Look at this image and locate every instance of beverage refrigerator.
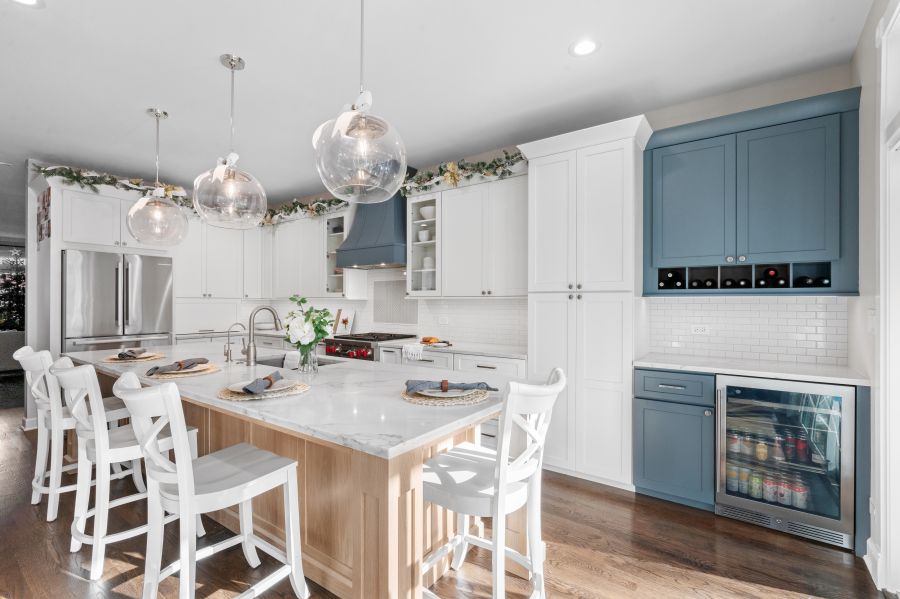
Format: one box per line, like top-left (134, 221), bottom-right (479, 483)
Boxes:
top-left (715, 375), bottom-right (856, 549)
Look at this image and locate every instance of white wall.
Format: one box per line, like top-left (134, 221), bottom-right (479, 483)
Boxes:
top-left (647, 296), bottom-right (849, 365)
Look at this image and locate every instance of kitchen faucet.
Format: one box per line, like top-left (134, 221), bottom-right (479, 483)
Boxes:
top-left (224, 322), bottom-right (246, 363)
top-left (244, 306), bottom-right (283, 366)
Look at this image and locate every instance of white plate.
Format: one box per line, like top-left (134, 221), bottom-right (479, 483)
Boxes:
top-left (417, 388), bottom-right (478, 398)
top-left (228, 378), bottom-right (295, 394)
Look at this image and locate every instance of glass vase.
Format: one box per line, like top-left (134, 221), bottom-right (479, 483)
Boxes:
top-left (298, 346), bottom-right (319, 376)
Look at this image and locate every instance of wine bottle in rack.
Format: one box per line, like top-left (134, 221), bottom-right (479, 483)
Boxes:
top-left (722, 278), bottom-right (735, 288)
top-left (738, 279), bottom-right (750, 288)
top-left (690, 279), bottom-right (701, 288)
top-left (704, 278), bottom-right (716, 288)
top-left (815, 276), bottom-right (831, 287)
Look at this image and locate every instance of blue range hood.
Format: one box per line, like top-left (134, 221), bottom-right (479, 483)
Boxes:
top-left (335, 169), bottom-right (415, 269)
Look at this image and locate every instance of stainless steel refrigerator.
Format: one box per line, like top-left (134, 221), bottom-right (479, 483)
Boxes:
top-left (62, 250), bottom-right (173, 352)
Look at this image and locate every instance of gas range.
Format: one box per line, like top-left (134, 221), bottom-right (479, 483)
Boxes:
top-left (323, 332), bottom-right (417, 361)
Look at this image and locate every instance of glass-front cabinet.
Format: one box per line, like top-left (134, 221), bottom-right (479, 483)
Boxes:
top-left (716, 375), bottom-right (855, 549)
top-left (325, 214), bottom-right (346, 296)
top-left (406, 193), bottom-right (441, 296)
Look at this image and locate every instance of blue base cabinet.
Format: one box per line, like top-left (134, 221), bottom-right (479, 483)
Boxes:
top-left (633, 369), bottom-right (716, 510)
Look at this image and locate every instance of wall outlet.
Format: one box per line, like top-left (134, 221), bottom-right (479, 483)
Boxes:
top-left (438, 315), bottom-right (449, 325)
top-left (691, 325), bottom-right (711, 335)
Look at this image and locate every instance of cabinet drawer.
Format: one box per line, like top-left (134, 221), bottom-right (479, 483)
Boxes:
top-left (454, 353), bottom-right (526, 377)
top-left (255, 336), bottom-right (283, 349)
top-left (402, 350), bottom-right (453, 369)
top-left (634, 369), bottom-right (715, 406)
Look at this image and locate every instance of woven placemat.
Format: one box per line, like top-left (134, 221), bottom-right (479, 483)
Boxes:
top-left (148, 364), bottom-right (221, 379)
top-left (401, 389), bottom-right (489, 407)
top-left (102, 353), bottom-right (165, 363)
top-left (216, 382), bottom-right (310, 401)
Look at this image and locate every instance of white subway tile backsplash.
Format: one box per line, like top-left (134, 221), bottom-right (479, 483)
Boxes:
top-left (647, 296), bottom-right (848, 366)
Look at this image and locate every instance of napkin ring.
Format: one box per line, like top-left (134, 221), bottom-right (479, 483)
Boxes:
top-left (440, 379), bottom-right (449, 392)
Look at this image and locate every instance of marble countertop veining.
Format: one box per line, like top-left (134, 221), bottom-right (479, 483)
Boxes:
top-left (634, 352), bottom-right (870, 386)
top-left (65, 343), bottom-right (506, 460)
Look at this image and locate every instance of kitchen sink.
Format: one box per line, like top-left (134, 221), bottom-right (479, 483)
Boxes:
top-left (253, 354), bottom-right (342, 369)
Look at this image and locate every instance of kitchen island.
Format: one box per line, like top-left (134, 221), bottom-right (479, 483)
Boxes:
top-left (67, 343), bottom-right (521, 599)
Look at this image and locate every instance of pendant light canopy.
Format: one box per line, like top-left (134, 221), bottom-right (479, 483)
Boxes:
top-left (126, 109), bottom-right (188, 246)
top-left (193, 54), bottom-right (267, 229)
top-left (312, 0), bottom-right (406, 204)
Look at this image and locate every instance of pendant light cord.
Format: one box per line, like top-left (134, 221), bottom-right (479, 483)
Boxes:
top-left (229, 66), bottom-right (236, 153)
top-left (359, 0), bottom-right (365, 93)
top-left (154, 114), bottom-right (160, 187)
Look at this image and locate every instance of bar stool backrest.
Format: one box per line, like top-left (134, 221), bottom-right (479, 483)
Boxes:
top-left (13, 346), bottom-right (57, 417)
top-left (113, 372), bottom-right (195, 496)
top-left (50, 359), bottom-right (110, 453)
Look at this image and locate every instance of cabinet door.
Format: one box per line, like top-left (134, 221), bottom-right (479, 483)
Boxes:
top-left (652, 135), bottom-right (736, 267)
top-left (528, 293), bottom-right (575, 469)
top-left (453, 353), bottom-right (526, 377)
top-left (633, 398), bottom-right (715, 507)
top-left (61, 189), bottom-right (122, 246)
top-left (528, 152), bottom-right (576, 292)
top-left (485, 176), bottom-right (527, 296)
top-left (577, 140), bottom-right (634, 291)
top-left (172, 218), bottom-right (204, 298)
top-left (574, 293), bottom-right (633, 484)
top-left (736, 114), bottom-right (841, 263)
top-left (273, 220), bottom-right (302, 299)
top-left (173, 300), bottom-right (238, 334)
top-left (379, 347), bottom-right (401, 364)
top-left (297, 218), bottom-right (325, 297)
top-left (442, 185), bottom-right (488, 296)
top-left (242, 227), bottom-right (264, 299)
top-left (204, 225), bottom-right (243, 298)
top-left (401, 351), bottom-right (454, 370)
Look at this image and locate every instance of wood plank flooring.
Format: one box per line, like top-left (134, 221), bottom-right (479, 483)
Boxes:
top-left (0, 407), bottom-right (880, 598)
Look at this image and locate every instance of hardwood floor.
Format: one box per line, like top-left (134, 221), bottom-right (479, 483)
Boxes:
top-left (0, 407), bottom-right (880, 599)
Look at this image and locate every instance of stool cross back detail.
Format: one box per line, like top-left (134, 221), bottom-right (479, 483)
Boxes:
top-left (12, 346), bottom-right (132, 522)
top-left (422, 367), bottom-right (566, 599)
top-left (114, 371), bottom-right (309, 599)
top-left (50, 358), bottom-right (204, 581)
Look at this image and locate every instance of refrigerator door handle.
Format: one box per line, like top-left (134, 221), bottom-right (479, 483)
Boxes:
top-left (114, 264), bottom-right (120, 326)
top-left (68, 335), bottom-right (170, 346)
top-left (124, 261), bottom-right (130, 326)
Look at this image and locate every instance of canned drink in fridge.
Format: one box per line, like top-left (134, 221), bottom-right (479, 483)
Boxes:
top-left (777, 475), bottom-right (793, 506)
top-left (738, 467), bottom-right (751, 494)
top-left (755, 437), bottom-right (769, 462)
top-left (727, 430), bottom-right (741, 455)
top-left (741, 434), bottom-right (755, 457)
top-left (795, 434), bottom-right (809, 463)
top-left (763, 471), bottom-right (779, 502)
top-left (792, 476), bottom-right (810, 510)
top-left (749, 470), bottom-right (764, 499)
top-left (726, 462), bottom-right (739, 492)
top-left (772, 435), bottom-right (785, 462)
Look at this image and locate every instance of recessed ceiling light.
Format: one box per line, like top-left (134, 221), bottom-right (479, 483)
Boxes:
top-left (569, 38), bottom-right (597, 57)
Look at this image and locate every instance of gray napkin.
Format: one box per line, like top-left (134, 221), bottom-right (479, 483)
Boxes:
top-left (243, 371), bottom-right (283, 394)
top-left (118, 348), bottom-right (147, 360)
top-left (146, 358), bottom-right (208, 376)
top-left (405, 380), bottom-right (498, 394)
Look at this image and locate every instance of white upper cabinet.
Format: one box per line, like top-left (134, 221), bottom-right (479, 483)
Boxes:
top-left (442, 185), bottom-right (488, 297)
top-left (204, 225), bottom-right (243, 299)
top-left (527, 153), bottom-right (577, 293)
top-left (242, 227), bottom-right (265, 299)
top-left (440, 175), bottom-right (528, 297)
top-left (272, 219), bottom-right (302, 299)
top-left (61, 189), bottom-right (127, 247)
top-left (297, 217), bottom-right (325, 298)
top-left (172, 218), bottom-right (204, 298)
top-left (407, 194), bottom-right (442, 297)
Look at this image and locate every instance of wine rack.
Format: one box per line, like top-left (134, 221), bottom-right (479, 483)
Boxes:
top-left (656, 262), bottom-right (833, 293)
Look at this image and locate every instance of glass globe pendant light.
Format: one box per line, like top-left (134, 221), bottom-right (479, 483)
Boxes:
top-left (193, 54), bottom-right (267, 228)
top-left (312, 0), bottom-right (406, 204)
top-left (126, 109), bottom-right (188, 246)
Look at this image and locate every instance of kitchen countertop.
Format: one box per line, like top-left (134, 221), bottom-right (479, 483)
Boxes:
top-left (66, 343), bottom-right (506, 460)
top-left (634, 352), bottom-right (870, 386)
top-left (379, 340), bottom-right (527, 360)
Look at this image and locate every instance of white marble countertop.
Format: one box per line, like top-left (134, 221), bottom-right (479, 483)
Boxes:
top-left (66, 343), bottom-right (507, 460)
top-left (378, 340), bottom-right (527, 360)
top-left (634, 352), bottom-right (870, 386)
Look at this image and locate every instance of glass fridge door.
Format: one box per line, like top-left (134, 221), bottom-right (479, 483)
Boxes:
top-left (717, 376), bottom-right (855, 536)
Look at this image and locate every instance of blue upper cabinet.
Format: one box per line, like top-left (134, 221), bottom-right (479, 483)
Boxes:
top-left (652, 135), bottom-right (736, 267)
top-left (736, 115), bottom-right (841, 264)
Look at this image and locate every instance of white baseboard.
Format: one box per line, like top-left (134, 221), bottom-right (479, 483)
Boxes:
top-left (864, 538), bottom-right (882, 589)
top-left (20, 416), bottom-right (36, 431)
top-left (542, 464), bottom-right (635, 493)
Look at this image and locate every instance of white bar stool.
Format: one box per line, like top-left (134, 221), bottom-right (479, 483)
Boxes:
top-left (421, 368), bottom-right (566, 599)
top-left (113, 371), bottom-right (310, 599)
top-left (50, 358), bottom-right (205, 581)
top-left (13, 346), bottom-right (135, 521)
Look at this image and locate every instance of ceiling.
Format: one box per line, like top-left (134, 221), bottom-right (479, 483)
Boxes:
top-left (0, 0), bottom-right (873, 226)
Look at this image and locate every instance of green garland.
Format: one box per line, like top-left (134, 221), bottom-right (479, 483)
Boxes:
top-left (264, 197), bottom-right (348, 223)
top-left (401, 149), bottom-right (526, 195)
top-left (33, 165), bottom-right (193, 208)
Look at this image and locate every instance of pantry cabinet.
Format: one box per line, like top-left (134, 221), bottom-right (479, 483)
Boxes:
top-left (440, 175), bottom-right (527, 297)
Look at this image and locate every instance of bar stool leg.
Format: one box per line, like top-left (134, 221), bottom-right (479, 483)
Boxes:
top-left (239, 500), bottom-right (261, 568)
top-left (70, 440), bottom-right (91, 553)
top-left (131, 459), bottom-right (147, 493)
top-left (527, 477), bottom-right (546, 598)
top-left (46, 425), bottom-right (64, 522)
top-left (283, 472), bottom-right (309, 599)
top-left (451, 513), bottom-right (470, 571)
top-left (178, 505), bottom-right (197, 599)
top-left (492, 513), bottom-right (506, 599)
top-left (31, 409), bottom-right (49, 505)
top-left (187, 433), bottom-right (206, 538)
top-left (142, 479), bottom-right (164, 599)
top-left (89, 462), bottom-right (111, 580)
